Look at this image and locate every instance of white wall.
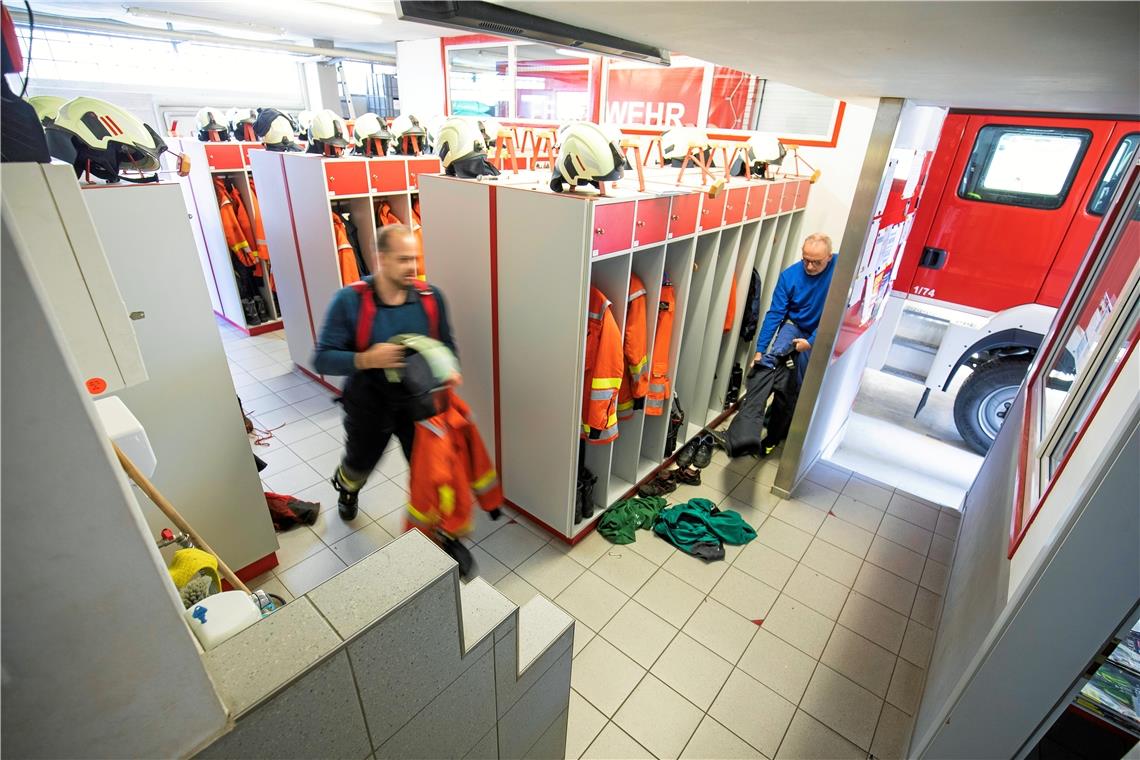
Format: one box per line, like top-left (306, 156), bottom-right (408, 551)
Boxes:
top-left (1, 212), bottom-right (226, 758)
top-left (396, 37), bottom-right (446, 116)
top-left (794, 96), bottom-right (881, 246)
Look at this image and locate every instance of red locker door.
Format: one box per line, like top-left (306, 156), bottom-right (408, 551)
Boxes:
top-left (724, 187), bottom-right (748, 224)
top-left (668, 193), bottom-right (700, 239)
top-left (908, 113), bottom-right (1114, 312)
top-left (324, 160), bottom-right (369, 196)
top-left (764, 183), bottom-right (784, 215)
top-left (205, 144), bottom-right (244, 171)
top-left (699, 191), bottom-right (726, 230)
top-left (780, 180), bottom-right (798, 213)
top-left (745, 184), bottom-right (767, 220)
top-left (591, 202), bottom-right (635, 257)
top-left (407, 157), bottom-right (442, 189)
top-left (369, 158), bottom-right (407, 193)
top-left (794, 180), bottom-right (811, 209)
top-left (633, 197), bottom-right (670, 247)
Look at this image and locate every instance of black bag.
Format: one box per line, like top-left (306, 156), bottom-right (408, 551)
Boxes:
top-left (724, 364), bottom-right (743, 409)
top-left (722, 356), bottom-right (800, 457)
top-left (664, 393), bottom-right (686, 458)
top-left (740, 271), bottom-right (763, 343)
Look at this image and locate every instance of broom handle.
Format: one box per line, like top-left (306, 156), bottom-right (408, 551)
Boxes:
top-left (112, 442), bottom-right (251, 595)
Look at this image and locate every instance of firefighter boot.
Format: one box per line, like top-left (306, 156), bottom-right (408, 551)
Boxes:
top-left (253, 295), bottom-right (270, 322)
top-left (331, 466), bottom-right (364, 521)
top-left (241, 298), bottom-right (262, 326)
top-left (438, 533), bottom-right (475, 579)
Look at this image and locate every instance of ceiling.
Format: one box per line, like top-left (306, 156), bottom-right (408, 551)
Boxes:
top-left (500, 1), bottom-right (1140, 114)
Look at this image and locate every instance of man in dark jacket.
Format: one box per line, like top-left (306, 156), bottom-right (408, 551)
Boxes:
top-left (314, 224), bottom-right (458, 520)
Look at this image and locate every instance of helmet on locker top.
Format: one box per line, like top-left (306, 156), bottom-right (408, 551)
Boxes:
top-left (391, 112), bottom-right (427, 154)
top-left (549, 122), bottom-right (624, 193)
top-left (435, 117), bottom-right (500, 179)
top-left (730, 134), bottom-right (786, 177)
top-left (382, 334), bottom-right (460, 420)
top-left (196, 106), bottom-right (231, 141)
top-left (27, 95), bottom-right (67, 125)
top-left (662, 127), bottom-right (710, 165)
top-left (425, 114), bottom-right (447, 149)
top-left (297, 109), bottom-right (314, 133)
top-left (476, 117), bottom-right (503, 149)
top-left (306, 108), bottom-right (350, 155)
top-left (46, 97), bottom-right (168, 183)
top-left (228, 107), bottom-right (258, 140)
top-left (254, 108), bottom-right (299, 152)
top-left (352, 112), bottom-right (394, 156)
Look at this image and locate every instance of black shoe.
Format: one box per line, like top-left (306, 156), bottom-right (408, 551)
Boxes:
top-left (676, 439), bottom-right (697, 469)
top-left (674, 466), bottom-right (701, 486)
top-left (330, 473), bottom-right (360, 521)
top-left (694, 433), bottom-right (714, 469)
top-left (241, 298), bottom-right (262, 326)
top-left (253, 295), bottom-right (270, 321)
top-left (638, 476), bottom-right (677, 498)
top-left (439, 534), bottom-right (475, 578)
top-left (709, 429), bottom-right (727, 451)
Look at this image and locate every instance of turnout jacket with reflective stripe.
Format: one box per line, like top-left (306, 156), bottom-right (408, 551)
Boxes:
top-left (214, 178), bottom-right (256, 269)
top-left (583, 287), bottom-right (624, 443)
top-left (406, 389), bottom-right (502, 537)
top-left (617, 274), bottom-right (649, 420)
top-left (645, 282), bottom-right (676, 416)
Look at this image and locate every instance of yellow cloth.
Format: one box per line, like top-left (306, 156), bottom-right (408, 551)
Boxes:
top-left (168, 547), bottom-right (221, 591)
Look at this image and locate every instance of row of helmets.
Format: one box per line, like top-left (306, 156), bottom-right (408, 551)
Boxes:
top-left (27, 94), bottom-right (170, 184)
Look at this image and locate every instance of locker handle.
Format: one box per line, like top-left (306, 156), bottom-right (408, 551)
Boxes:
top-left (670, 214), bottom-right (679, 220)
top-left (636, 220), bottom-right (645, 228)
top-left (595, 227), bottom-right (605, 235)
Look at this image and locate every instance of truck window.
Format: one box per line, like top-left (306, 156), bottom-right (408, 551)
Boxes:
top-left (958, 125), bottom-right (1091, 210)
top-left (1088, 133), bottom-right (1140, 216)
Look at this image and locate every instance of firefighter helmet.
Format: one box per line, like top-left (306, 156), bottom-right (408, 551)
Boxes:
top-left (435, 117), bottom-right (500, 179)
top-left (662, 127), bottom-right (710, 165)
top-left (307, 109), bottom-right (350, 155)
top-left (227, 108), bottom-right (258, 141)
top-left (195, 107), bottom-right (231, 141)
top-left (353, 112), bottom-right (394, 156)
top-left (27, 95), bottom-right (67, 125)
top-left (730, 134), bottom-right (786, 177)
top-left (383, 334), bottom-right (460, 421)
top-left (477, 117), bottom-right (503, 149)
top-left (254, 108), bottom-right (299, 152)
top-left (392, 112), bottom-right (427, 155)
top-left (297, 109), bottom-right (314, 133)
top-left (46, 97), bottom-right (168, 183)
top-left (549, 122), bottom-right (624, 193)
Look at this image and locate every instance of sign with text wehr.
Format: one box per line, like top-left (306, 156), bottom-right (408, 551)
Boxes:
top-left (604, 65), bottom-right (704, 127)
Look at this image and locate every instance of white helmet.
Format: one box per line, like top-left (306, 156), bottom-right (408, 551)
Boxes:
top-left (662, 127), bottom-right (710, 163)
top-left (254, 108), bottom-right (298, 152)
top-left (392, 112), bottom-right (427, 155)
top-left (600, 123), bottom-right (623, 148)
top-left (425, 114), bottom-right (448, 149)
top-left (352, 112), bottom-right (394, 156)
top-left (46, 97), bottom-right (168, 183)
top-left (297, 110), bottom-right (314, 133)
top-left (731, 134), bottom-right (786, 177)
top-left (196, 107), bottom-right (231, 141)
top-left (228, 108), bottom-right (258, 140)
top-left (434, 116), bottom-right (499, 179)
top-left (27, 95), bottom-right (67, 125)
top-left (307, 108), bottom-right (350, 155)
top-left (549, 122), bottom-right (624, 193)
top-left (476, 118), bottom-right (503, 149)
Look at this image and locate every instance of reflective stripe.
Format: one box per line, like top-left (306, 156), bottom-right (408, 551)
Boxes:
top-left (231, 241), bottom-right (251, 253)
top-left (617, 399), bottom-right (634, 411)
top-left (591, 377), bottom-right (622, 390)
top-left (417, 420), bottom-right (446, 437)
top-left (586, 424), bottom-right (620, 442)
top-left (630, 356), bottom-right (648, 374)
top-left (407, 501), bottom-right (433, 524)
top-left (473, 470), bottom-right (498, 493)
top-left (439, 485), bottom-right (455, 516)
top-left (627, 289), bottom-right (647, 301)
top-left (649, 383), bottom-right (667, 392)
top-left (256, 238), bottom-right (268, 246)
top-left (338, 243), bottom-right (354, 252)
top-left (587, 310), bottom-right (603, 321)
top-left (590, 389), bottom-right (615, 401)
top-left (607, 413), bottom-right (618, 427)
top-left (645, 398), bottom-right (666, 409)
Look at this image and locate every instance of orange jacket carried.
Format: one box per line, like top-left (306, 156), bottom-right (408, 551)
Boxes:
top-left (617, 274), bottom-right (649, 421)
top-left (646, 279), bottom-right (676, 416)
top-left (331, 212), bottom-right (360, 285)
top-left (583, 287), bottom-right (623, 443)
top-left (214, 178), bottom-right (256, 268)
top-left (405, 389), bottom-right (502, 538)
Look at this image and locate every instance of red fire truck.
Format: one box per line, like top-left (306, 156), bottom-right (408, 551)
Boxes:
top-left (870, 111), bottom-right (1138, 453)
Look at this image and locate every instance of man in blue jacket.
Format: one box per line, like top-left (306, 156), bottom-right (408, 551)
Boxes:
top-left (314, 225), bottom-right (457, 521)
top-left (754, 232), bottom-right (836, 383)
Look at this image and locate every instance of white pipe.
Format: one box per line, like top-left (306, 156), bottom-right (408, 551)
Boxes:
top-left (9, 9), bottom-right (396, 65)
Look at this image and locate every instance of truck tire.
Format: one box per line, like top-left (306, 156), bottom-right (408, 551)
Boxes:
top-left (953, 357), bottom-right (1032, 455)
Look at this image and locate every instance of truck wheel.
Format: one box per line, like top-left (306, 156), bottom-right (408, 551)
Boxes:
top-left (953, 357), bottom-right (1031, 455)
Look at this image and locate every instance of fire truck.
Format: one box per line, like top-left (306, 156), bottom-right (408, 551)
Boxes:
top-left (869, 111), bottom-right (1138, 453)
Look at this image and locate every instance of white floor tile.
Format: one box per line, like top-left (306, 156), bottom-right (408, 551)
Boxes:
top-left (899, 619), bottom-right (935, 668)
top-left (625, 533), bottom-right (676, 566)
top-left (799, 664), bottom-right (883, 751)
top-left (928, 534), bottom-right (955, 565)
top-left (357, 480), bottom-right (408, 521)
top-left (651, 633), bottom-right (734, 711)
top-left (682, 598), bottom-right (758, 663)
top-left (581, 722), bottom-right (654, 759)
top-left (681, 715), bottom-right (766, 759)
top-left (309, 507), bottom-right (370, 547)
top-left (292, 479), bottom-right (340, 514)
top-left (287, 430), bottom-right (341, 461)
top-left (262, 371), bottom-right (310, 393)
top-left (909, 587), bottom-right (943, 629)
top-left (309, 407), bottom-right (344, 430)
top-left (789, 480), bottom-right (840, 511)
top-left (782, 565), bottom-right (850, 620)
top-left (277, 547), bottom-right (347, 597)
top-left (853, 562), bottom-right (918, 617)
top-left (306, 450), bottom-right (343, 481)
top-left (819, 624), bottom-right (896, 697)
top-left (556, 571), bottom-right (630, 631)
top-left (935, 510), bottom-right (961, 539)
top-left (590, 546), bottom-right (657, 596)
top-left (816, 514), bottom-right (875, 558)
top-left (467, 545), bottom-right (510, 586)
top-left (258, 446), bottom-right (303, 478)
top-left (837, 591), bottom-right (908, 653)
top-left (805, 461), bottom-right (852, 493)
top-left (866, 535), bottom-right (926, 584)
top-left (493, 572), bottom-right (540, 608)
top-left (775, 709), bottom-right (865, 760)
top-left (571, 636), bottom-right (647, 717)
top-left (255, 404), bottom-right (306, 430)
top-left (738, 627), bottom-right (817, 704)
top-left (755, 517), bottom-right (814, 561)
top-left (275, 382), bottom-right (324, 405)
top-left (709, 669), bottom-right (796, 759)
top-left (662, 549), bottom-right (731, 593)
top-left (633, 568), bottom-right (706, 628)
top-left (761, 595), bottom-right (835, 659)
top-left (878, 513), bottom-right (934, 556)
top-left (887, 657), bottom-right (925, 715)
top-left (573, 624), bottom-right (596, 657)
top-left (599, 601), bottom-right (678, 669)
top-left (557, 530), bottom-right (620, 568)
top-left (920, 558), bottom-right (951, 595)
top-left (291, 393), bottom-right (338, 418)
top-left (871, 703), bottom-right (916, 760)
top-left (841, 475), bottom-right (893, 510)
top-left (330, 523), bottom-right (395, 566)
top-left (733, 541), bottom-right (798, 590)
top-left (886, 491), bottom-right (941, 531)
top-left (567, 690), bottom-right (608, 760)
top-left (273, 418), bottom-right (324, 445)
top-left (480, 522), bottom-right (548, 569)
top-left (728, 476), bottom-right (782, 512)
top-left (710, 567), bottom-right (780, 622)
top-left (771, 498), bottom-right (828, 534)
top-left (800, 538), bottom-right (862, 588)
top-left (516, 544), bottom-right (587, 598)
top-left (265, 462), bottom-right (324, 497)
top-left (614, 675), bottom-right (703, 760)
top-left (244, 391), bottom-right (291, 416)
top-left (829, 494), bottom-right (885, 534)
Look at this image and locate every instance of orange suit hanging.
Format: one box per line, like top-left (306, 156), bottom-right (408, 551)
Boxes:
top-left (583, 287), bottom-right (623, 443)
top-left (617, 274), bottom-right (649, 421)
top-left (214, 178), bottom-right (256, 268)
top-left (646, 279), bottom-right (676, 416)
top-left (331, 212), bottom-right (360, 285)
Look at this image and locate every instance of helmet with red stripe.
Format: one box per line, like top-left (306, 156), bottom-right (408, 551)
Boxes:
top-left (549, 122), bottom-right (624, 193)
top-left (45, 97), bottom-right (168, 183)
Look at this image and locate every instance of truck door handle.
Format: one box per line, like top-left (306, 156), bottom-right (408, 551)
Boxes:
top-left (919, 247), bottom-right (948, 269)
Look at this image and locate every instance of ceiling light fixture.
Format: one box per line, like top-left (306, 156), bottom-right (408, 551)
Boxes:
top-left (123, 7), bottom-right (286, 41)
top-left (239, 0), bottom-right (385, 26)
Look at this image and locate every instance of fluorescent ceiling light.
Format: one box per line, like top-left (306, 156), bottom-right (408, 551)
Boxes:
top-left (238, 0), bottom-right (386, 26)
top-left (124, 7), bottom-right (285, 41)
top-left (556, 48), bottom-right (596, 58)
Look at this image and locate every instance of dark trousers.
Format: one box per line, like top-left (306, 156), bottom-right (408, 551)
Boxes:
top-left (340, 401), bottom-right (415, 487)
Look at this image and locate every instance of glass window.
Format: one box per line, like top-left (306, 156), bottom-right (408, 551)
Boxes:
top-left (1042, 193), bottom-right (1140, 474)
top-left (446, 45), bottom-right (510, 118)
top-left (959, 125), bottom-right (1091, 209)
top-left (754, 81), bottom-right (839, 138)
top-left (513, 43), bottom-right (590, 122)
top-left (1088, 133), bottom-right (1140, 216)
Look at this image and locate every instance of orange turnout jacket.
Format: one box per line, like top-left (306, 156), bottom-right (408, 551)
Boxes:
top-left (248, 181), bottom-right (271, 278)
top-left (646, 280), bottom-right (676, 416)
top-left (405, 389), bottom-right (502, 538)
top-left (617, 274), bottom-right (649, 421)
top-left (583, 287), bottom-right (623, 443)
top-left (331, 212), bottom-right (360, 285)
top-left (725, 272), bottom-right (738, 331)
top-left (214, 179), bottom-right (256, 268)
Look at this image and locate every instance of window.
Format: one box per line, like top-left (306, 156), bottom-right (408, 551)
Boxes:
top-left (513, 43), bottom-right (590, 122)
top-left (754, 81), bottom-right (840, 139)
top-left (1088, 133), bottom-right (1140, 216)
top-left (959, 125), bottom-right (1091, 209)
top-left (446, 45), bottom-right (510, 117)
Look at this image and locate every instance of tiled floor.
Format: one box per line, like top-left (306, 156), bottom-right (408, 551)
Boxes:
top-left (219, 318), bottom-right (960, 759)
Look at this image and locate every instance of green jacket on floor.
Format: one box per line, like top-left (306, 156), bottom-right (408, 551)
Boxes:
top-left (598, 496), bottom-right (667, 544)
top-left (652, 498), bottom-right (757, 560)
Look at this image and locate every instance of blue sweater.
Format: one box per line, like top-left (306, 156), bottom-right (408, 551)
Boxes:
top-left (313, 279), bottom-right (456, 377)
top-left (756, 256), bottom-right (836, 354)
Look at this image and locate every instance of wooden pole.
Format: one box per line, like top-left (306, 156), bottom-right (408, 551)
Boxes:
top-left (112, 442), bottom-right (251, 594)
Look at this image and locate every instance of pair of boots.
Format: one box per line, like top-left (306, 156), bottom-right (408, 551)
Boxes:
top-left (676, 432), bottom-right (715, 470)
top-left (242, 295), bottom-right (269, 326)
top-left (638, 465), bottom-right (701, 498)
top-left (575, 465), bottom-right (597, 524)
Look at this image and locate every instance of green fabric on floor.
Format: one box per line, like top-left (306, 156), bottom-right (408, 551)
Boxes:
top-left (598, 496), bottom-right (668, 545)
top-left (652, 498), bottom-right (757, 560)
